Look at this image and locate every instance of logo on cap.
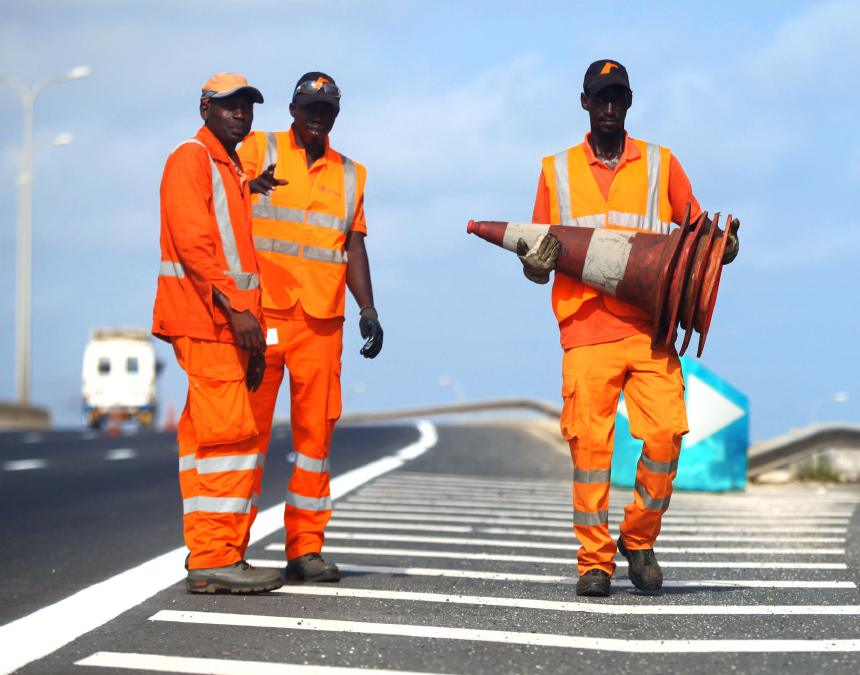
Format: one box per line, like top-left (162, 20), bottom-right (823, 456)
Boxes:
top-left (600, 62), bottom-right (619, 75)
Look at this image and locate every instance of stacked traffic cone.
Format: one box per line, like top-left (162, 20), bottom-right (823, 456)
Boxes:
top-left (466, 205), bottom-right (732, 357)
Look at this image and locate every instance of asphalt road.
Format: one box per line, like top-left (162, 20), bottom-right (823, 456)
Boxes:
top-left (3, 422), bottom-right (860, 674)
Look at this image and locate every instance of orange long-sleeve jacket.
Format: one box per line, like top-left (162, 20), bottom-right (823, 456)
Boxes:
top-left (152, 125), bottom-right (264, 343)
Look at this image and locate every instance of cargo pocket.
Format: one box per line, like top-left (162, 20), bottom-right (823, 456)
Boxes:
top-left (326, 361), bottom-right (343, 421)
top-left (560, 380), bottom-right (579, 441)
top-left (188, 366), bottom-right (258, 446)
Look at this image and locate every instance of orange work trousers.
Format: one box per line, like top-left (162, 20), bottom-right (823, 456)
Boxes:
top-left (560, 332), bottom-right (688, 576)
top-left (173, 336), bottom-right (264, 570)
top-left (249, 305), bottom-right (344, 560)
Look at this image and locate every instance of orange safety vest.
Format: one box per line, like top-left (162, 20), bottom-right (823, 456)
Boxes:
top-left (243, 130), bottom-right (366, 318)
top-left (541, 138), bottom-right (672, 324)
top-left (153, 129), bottom-right (262, 343)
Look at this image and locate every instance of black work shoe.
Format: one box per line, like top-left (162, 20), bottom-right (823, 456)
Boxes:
top-left (186, 560), bottom-right (284, 594)
top-left (575, 569), bottom-right (611, 597)
top-left (285, 552), bottom-right (340, 582)
top-left (617, 536), bottom-right (663, 591)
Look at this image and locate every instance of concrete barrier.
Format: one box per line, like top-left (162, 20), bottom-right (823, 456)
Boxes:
top-left (0, 401), bottom-right (51, 430)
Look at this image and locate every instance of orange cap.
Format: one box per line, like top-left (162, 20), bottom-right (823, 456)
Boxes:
top-left (200, 73), bottom-right (264, 103)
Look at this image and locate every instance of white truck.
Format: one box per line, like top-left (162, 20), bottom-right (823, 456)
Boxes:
top-left (82, 327), bottom-right (161, 430)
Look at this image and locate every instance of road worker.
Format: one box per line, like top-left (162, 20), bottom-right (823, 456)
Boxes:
top-left (237, 72), bottom-right (383, 582)
top-left (521, 60), bottom-right (739, 597)
top-left (152, 73), bottom-right (283, 594)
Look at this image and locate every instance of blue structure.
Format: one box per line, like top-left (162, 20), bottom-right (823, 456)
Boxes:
top-left (611, 357), bottom-right (749, 491)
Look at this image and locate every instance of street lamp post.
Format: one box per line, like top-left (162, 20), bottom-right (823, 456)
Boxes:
top-left (809, 391), bottom-right (848, 425)
top-left (1, 66), bottom-right (91, 404)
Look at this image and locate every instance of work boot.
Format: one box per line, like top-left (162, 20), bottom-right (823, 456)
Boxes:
top-left (617, 536), bottom-right (663, 591)
top-left (575, 569), bottom-right (611, 597)
top-left (285, 552), bottom-right (340, 582)
top-left (186, 560), bottom-right (284, 594)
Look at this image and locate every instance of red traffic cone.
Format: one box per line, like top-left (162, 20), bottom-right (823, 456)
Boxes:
top-left (467, 206), bottom-right (733, 357)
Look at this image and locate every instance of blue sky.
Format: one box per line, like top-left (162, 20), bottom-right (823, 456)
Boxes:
top-left (1, 0), bottom-right (859, 441)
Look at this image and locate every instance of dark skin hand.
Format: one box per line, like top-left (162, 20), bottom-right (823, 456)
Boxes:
top-left (212, 286), bottom-right (266, 355)
top-left (248, 163), bottom-right (289, 195)
top-left (581, 84), bottom-right (632, 170)
top-left (200, 91), bottom-right (256, 160)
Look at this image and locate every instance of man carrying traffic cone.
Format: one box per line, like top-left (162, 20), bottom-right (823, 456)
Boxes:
top-left (521, 60), bottom-right (739, 597)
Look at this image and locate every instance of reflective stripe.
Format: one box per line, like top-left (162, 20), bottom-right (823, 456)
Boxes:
top-left (640, 454), bottom-right (679, 476)
top-left (225, 271), bottom-right (259, 290)
top-left (295, 453), bottom-right (330, 473)
top-left (302, 245), bottom-right (347, 265)
top-left (341, 154), bottom-right (356, 230)
top-left (255, 237), bottom-right (301, 257)
top-left (252, 204), bottom-right (306, 223)
top-left (306, 210), bottom-right (349, 233)
top-left (179, 453), bottom-right (264, 474)
top-left (159, 261), bottom-right (185, 278)
top-left (645, 142), bottom-right (661, 231)
top-left (570, 214), bottom-right (606, 229)
top-left (581, 229), bottom-right (635, 296)
top-left (553, 150), bottom-right (573, 227)
top-left (502, 222), bottom-right (550, 252)
top-left (573, 509), bottom-right (609, 527)
top-left (573, 467), bottom-right (611, 484)
top-left (257, 131), bottom-right (279, 208)
top-left (635, 482), bottom-right (671, 511)
top-left (183, 494), bottom-right (258, 515)
top-left (285, 491), bottom-right (332, 512)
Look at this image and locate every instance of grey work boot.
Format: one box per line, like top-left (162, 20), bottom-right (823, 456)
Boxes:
top-left (285, 552), bottom-right (340, 582)
top-left (575, 569), bottom-right (611, 597)
top-left (186, 560), bottom-right (284, 594)
top-left (617, 536), bottom-right (663, 591)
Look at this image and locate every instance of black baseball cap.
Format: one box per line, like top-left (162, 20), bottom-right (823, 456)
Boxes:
top-left (292, 71), bottom-right (340, 110)
top-left (583, 60), bottom-right (631, 95)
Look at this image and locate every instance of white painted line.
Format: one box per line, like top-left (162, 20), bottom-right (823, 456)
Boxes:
top-left (75, 651), bottom-right (440, 674)
top-left (150, 610), bottom-right (860, 653)
top-left (22, 433), bottom-right (44, 443)
top-left (329, 510), bottom-right (848, 534)
top-left (105, 448), bottom-right (137, 461)
top-left (0, 421), bottom-right (438, 675)
top-left (313, 546), bottom-right (848, 569)
top-left (273, 562), bottom-right (853, 589)
top-left (276, 585), bottom-right (860, 615)
top-left (313, 532), bottom-right (846, 556)
top-left (2, 459), bottom-right (47, 471)
top-left (326, 521), bottom-right (845, 543)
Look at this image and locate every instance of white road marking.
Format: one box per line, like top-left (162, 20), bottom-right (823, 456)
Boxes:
top-left (2, 459), bottom-right (47, 471)
top-left (326, 519), bottom-right (844, 542)
top-left (275, 585), bottom-right (860, 615)
top-left (335, 502), bottom-right (851, 524)
top-left (150, 610), bottom-right (860, 653)
top-left (75, 651), bottom-right (440, 674)
top-left (0, 421), bottom-right (438, 675)
top-left (312, 532), bottom-right (845, 556)
top-left (105, 448), bottom-right (137, 461)
top-left (22, 433), bottom-right (44, 443)
top-left (329, 510), bottom-right (848, 533)
top-left (311, 546), bottom-right (848, 569)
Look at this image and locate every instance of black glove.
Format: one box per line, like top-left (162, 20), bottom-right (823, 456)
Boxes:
top-left (359, 306), bottom-right (383, 359)
top-left (722, 218), bottom-right (740, 265)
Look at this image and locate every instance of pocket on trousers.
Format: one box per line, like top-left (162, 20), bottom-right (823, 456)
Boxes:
top-left (327, 361), bottom-right (343, 421)
top-left (560, 380), bottom-right (578, 441)
top-left (188, 374), bottom-right (258, 446)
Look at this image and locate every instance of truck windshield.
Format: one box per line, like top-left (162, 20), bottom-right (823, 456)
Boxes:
top-left (127, 357), bottom-right (139, 374)
top-left (98, 357), bottom-right (110, 375)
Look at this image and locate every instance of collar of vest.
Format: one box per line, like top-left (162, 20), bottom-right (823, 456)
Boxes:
top-left (582, 131), bottom-right (641, 167)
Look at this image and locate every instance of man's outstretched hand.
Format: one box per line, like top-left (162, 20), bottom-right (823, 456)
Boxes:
top-left (248, 163), bottom-right (288, 196)
top-left (517, 233), bottom-right (560, 284)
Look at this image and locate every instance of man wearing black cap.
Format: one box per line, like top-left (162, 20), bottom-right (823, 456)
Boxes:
top-left (519, 60), bottom-right (739, 598)
top-left (237, 72), bottom-right (382, 582)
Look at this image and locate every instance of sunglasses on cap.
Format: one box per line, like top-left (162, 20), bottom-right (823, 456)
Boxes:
top-left (294, 80), bottom-right (342, 98)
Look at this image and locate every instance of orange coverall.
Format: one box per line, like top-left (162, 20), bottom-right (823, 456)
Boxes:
top-left (153, 125), bottom-right (266, 570)
top-left (237, 128), bottom-right (366, 560)
top-left (534, 133), bottom-right (701, 575)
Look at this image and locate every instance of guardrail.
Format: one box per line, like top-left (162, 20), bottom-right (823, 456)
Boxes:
top-left (339, 398), bottom-right (562, 425)
top-left (747, 422), bottom-right (860, 478)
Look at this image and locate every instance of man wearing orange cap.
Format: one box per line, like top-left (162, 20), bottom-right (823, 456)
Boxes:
top-left (153, 73), bottom-right (283, 593)
top-left (237, 72), bottom-right (382, 582)
top-left (520, 60), bottom-right (739, 597)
